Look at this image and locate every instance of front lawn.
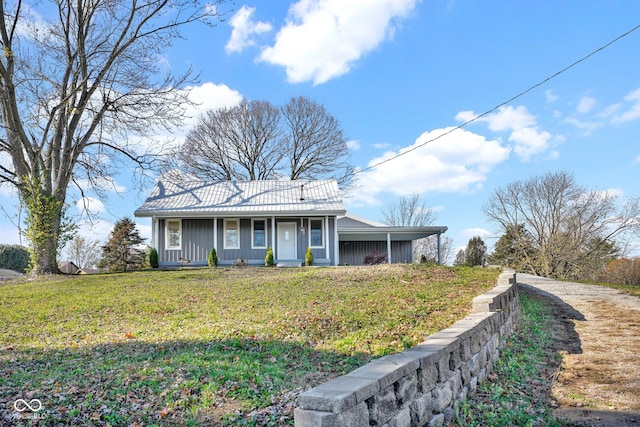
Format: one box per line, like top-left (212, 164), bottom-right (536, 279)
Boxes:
top-left (0, 264), bottom-right (499, 426)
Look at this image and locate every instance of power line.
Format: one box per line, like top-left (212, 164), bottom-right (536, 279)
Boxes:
top-left (356, 22), bottom-right (640, 175)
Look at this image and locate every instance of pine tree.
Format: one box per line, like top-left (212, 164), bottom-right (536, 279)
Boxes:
top-left (99, 218), bottom-right (146, 272)
top-left (454, 249), bottom-right (466, 266)
top-left (465, 236), bottom-right (487, 267)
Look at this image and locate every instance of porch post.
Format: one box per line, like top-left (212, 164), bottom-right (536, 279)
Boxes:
top-left (152, 216), bottom-right (157, 248)
top-left (334, 218), bottom-right (339, 266)
top-left (213, 218), bottom-right (217, 253)
top-left (387, 232), bottom-right (391, 265)
top-left (271, 216), bottom-right (276, 251)
top-left (325, 216), bottom-right (329, 260)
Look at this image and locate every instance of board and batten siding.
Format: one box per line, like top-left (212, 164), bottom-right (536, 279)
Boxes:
top-left (156, 217), bottom-right (338, 266)
top-left (158, 219), bottom-right (214, 265)
top-left (338, 241), bottom-right (413, 265)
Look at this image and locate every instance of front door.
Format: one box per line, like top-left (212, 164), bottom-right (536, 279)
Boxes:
top-left (277, 222), bottom-right (297, 260)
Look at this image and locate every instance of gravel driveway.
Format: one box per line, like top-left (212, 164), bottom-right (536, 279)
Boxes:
top-left (517, 273), bottom-right (640, 426)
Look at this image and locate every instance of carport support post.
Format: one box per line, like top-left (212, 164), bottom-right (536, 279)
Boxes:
top-left (387, 232), bottom-right (391, 264)
top-left (437, 232), bottom-right (442, 265)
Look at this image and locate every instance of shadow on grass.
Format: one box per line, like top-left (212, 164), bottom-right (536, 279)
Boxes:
top-left (1, 338), bottom-right (368, 426)
top-left (517, 282), bottom-right (583, 355)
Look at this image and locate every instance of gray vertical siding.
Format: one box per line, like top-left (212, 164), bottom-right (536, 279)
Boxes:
top-left (338, 241), bottom-right (413, 265)
top-left (157, 217), bottom-right (338, 266)
top-left (159, 219), bottom-right (214, 265)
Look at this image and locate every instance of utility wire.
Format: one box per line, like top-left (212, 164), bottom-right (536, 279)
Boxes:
top-left (356, 22), bottom-right (640, 175)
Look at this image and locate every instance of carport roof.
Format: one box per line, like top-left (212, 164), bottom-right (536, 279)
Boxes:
top-left (337, 214), bottom-right (447, 241)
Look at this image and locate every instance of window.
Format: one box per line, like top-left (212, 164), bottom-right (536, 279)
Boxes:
top-left (252, 219), bottom-right (267, 248)
top-left (224, 219), bottom-right (240, 249)
top-left (310, 219), bottom-right (323, 247)
top-left (166, 219), bottom-right (181, 250)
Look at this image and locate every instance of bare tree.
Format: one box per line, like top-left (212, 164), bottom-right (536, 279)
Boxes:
top-left (415, 235), bottom-right (454, 265)
top-left (281, 96), bottom-right (354, 188)
top-left (381, 193), bottom-right (437, 227)
top-left (65, 235), bottom-right (100, 270)
top-left (174, 99), bottom-right (286, 180)
top-left (172, 95), bottom-right (355, 188)
top-left (483, 170), bottom-right (640, 279)
top-left (0, 0), bottom-right (229, 274)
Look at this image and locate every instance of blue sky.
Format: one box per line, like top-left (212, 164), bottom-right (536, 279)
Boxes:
top-left (1, 0), bottom-right (640, 262)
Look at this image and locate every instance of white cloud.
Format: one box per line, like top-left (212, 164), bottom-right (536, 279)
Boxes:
top-left (347, 140), bottom-right (361, 151)
top-left (562, 117), bottom-right (603, 135)
top-left (460, 228), bottom-right (493, 240)
top-left (610, 88), bottom-right (640, 124)
top-left (351, 127), bottom-right (510, 206)
top-left (546, 89), bottom-right (559, 103)
top-left (258, 0), bottom-right (419, 85)
top-left (138, 82), bottom-right (243, 155)
top-left (183, 82), bottom-right (243, 124)
top-left (576, 96), bottom-right (596, 114)
top-left (456, 105), bottom-right (552, 161)
top-left (373, 142), bottom-right (392, 149)
top-left (225, 6), bottom-right (273, 54)
top-left (75, 196), bottom-right (106, 216)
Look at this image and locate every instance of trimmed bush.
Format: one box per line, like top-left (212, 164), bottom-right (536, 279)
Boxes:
top-left (305, 247), bottom-right (314, 266)
top-left (208, 248), bottom-right (218, 267)
top-left (265, 247), bottom-right (274, 266)
top-left (364, 250), bottom-right (387, 265)
top-left (149, 248), bottom-right (159, 268)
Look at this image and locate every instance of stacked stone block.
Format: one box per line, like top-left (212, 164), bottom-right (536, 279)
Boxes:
top-left (294, 270), bottom-right (519, 427)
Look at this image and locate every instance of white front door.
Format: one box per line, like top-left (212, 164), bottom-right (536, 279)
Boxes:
top-left (277, 222), bottom-right (297, 259)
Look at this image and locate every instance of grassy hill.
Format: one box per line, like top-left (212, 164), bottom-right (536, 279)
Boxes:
top-left (0, 264), bottom-right (499, 426)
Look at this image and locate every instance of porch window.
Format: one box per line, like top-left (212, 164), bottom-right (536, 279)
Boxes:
top-left (224, 219), bottom-right (240, 249)
top-left (252, 219), bottom-right (267, 248)
top-left (310, 219), bottom-right (323, 248)
top-left (166, 219), bottom-right (181, 250)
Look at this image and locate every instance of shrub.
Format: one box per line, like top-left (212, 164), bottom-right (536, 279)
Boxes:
top-left (305, 247), bottom-right (314, 266)
top-left (0, 244), bottom-right (30, 273)
top-left (149, 248), bottom-right (159, 268)
top-left (601, 258), bottom-right (640, 286)
top-left (364, 250), bottom-right (387, 265)
top-left (208, 248), bottom-right (218, 267)
top-left (265, 247), bottom-right (274, 266)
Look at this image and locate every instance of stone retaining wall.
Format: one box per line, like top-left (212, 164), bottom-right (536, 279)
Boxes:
top-left (294, 270), bottom-right (519, 427)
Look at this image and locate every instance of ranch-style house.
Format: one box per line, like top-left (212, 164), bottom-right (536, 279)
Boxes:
top-left (134, 179), bottom-right (448, 267)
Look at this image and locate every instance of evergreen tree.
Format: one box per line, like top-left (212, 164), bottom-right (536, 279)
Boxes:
top-left (0, 245), bottom-right (30, 273)
top-left (99, 218), bottom-right (146, 272)
top-left (489, 224), bottom-right (534, 270)
top-left (465, 236), bottom-right (487, 267)
top-left (454, 249), bottom-right (466, 266)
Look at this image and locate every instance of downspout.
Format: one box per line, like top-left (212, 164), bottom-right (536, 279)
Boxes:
top-left (387, 232), bottom-right (392, 265)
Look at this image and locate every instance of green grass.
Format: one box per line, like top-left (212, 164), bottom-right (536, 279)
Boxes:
top-left (0, 264), bottom-right (499, 426)
top-left (454, 294), bottom-right (569, 427)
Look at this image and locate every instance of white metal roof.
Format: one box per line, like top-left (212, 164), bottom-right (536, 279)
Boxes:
top-left (337, 214), bottom-right (448, 241)
top-left (134, 179), bottom-right (346, 218)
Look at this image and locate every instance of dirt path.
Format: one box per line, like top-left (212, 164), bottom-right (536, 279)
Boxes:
top-left (517, 274), bottom-right (640, 426)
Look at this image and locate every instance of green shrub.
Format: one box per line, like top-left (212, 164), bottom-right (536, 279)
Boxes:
top-left (0, 244), bottom-right (30, 273)
top-left (305, 247), bottom-right (314, 266)
top-left (149, 248), bottom-right (159, 268)
top-left (208, 248), bottom-right (218, 267)
top-left (265, 247), bottom-right (274, 266)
